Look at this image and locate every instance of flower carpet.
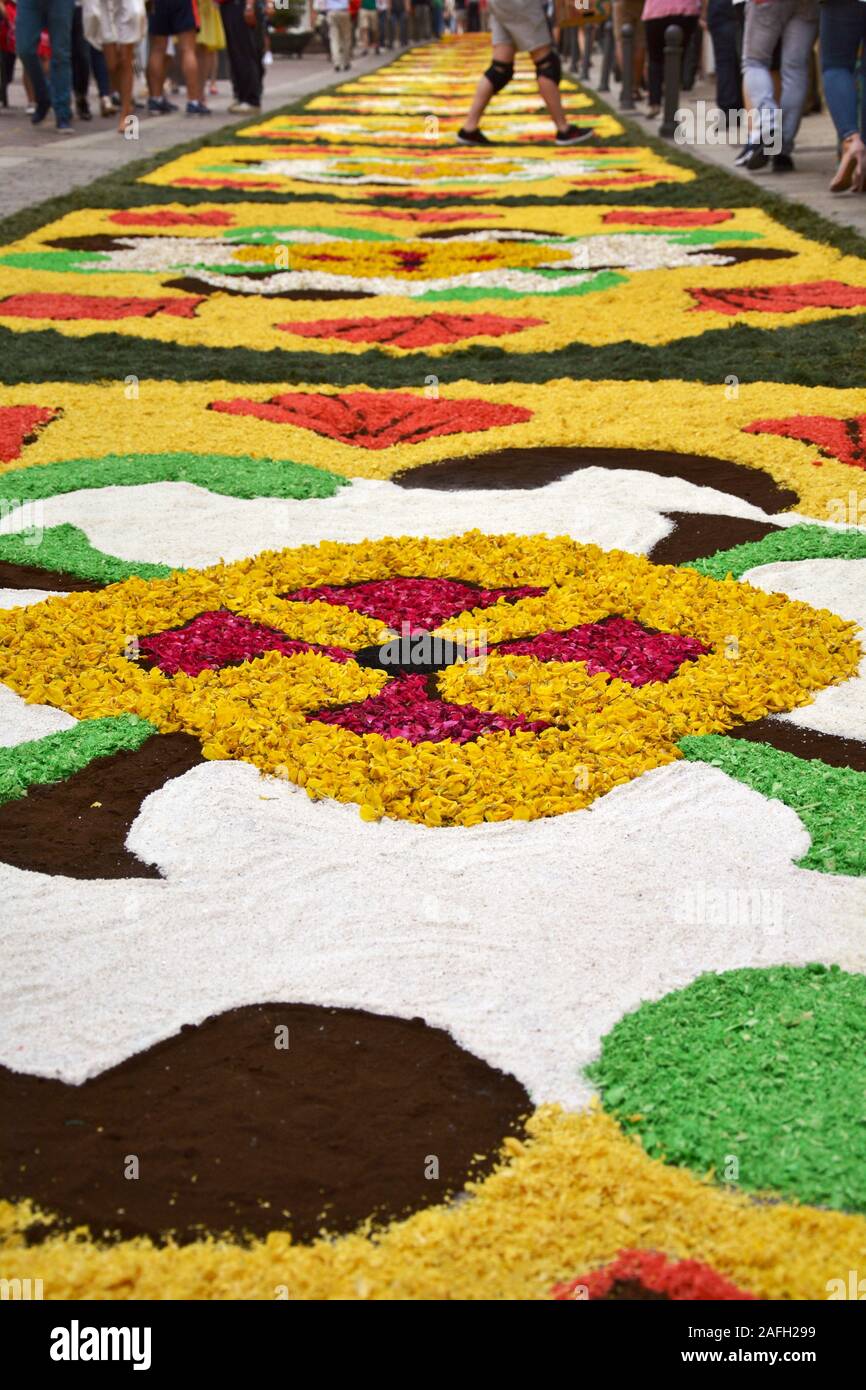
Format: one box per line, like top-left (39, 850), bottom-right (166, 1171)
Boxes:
top-left (0, 35), bottom-right (865, 1302)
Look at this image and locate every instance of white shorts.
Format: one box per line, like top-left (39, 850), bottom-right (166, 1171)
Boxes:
top-left (83, 0), bottom-right (148, 49)
top-left (489, 0), bottom-right (552, 51)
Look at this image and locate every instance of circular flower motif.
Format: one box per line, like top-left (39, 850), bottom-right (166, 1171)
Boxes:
top-left (0, 533), bottom-right (857, 826)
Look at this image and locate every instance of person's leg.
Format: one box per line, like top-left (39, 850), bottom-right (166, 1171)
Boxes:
top-left (531, 42), bottom-right (571, 133)
top-left (16, 0), bottom-right (52, 113)
top-left (340, 10), bottom-right (353, 65)
top-left (644, 15), bottom-right (666, 108)
top-left (147, 33), bottom-right (168, 96)
top-left (222, 0), bottom-right (260, 100)
top-left (741, 0), bottom-right (786, 143)
top-left (461, 39), bottom-right (514, 131)
top-left (71, 2), bottom-right (90, 106)
top-left (820, 0), bottom-right (861, 141)
top-left (176, 28), bottom-right (202, 100)
top-left (778, 1), bottom-right (818, 152)
top-left (104, 39), bottom-right (133, 125)
top-left (47, 0), bottom-right (75, 122)
top-left (707, 0), bottom-right (742, 116)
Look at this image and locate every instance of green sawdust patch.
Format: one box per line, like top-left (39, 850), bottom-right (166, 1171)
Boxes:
top-left (685, 523), bottom-right (866, 581)
top-left (0, 452), bottom-right (347, 503)
top-left (0, 714), bottom-right (157, 806)
top-left (678, 734), bottom-right (866, 876)
top-left (0, 525), bottom-right (175, 583)
top-left (587, 963), bottom-right (866, 1212)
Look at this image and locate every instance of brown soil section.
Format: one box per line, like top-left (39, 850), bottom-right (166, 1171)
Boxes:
top-left (165, 276), bottom-right (374, 300)
top-left (393, 446), bottom-right (798, 512)
top-left (0, 733), bottom-right (204, 879)
top-left (0, 1003), bottom-right (530, 1245)
top-left (726, 716), bottom-right (866, 772)
top-left (0, 559), bottom-right (104, 591)
top-left (647, 511), bottom-right (781, 566)
top-left (602, 1279), bottom-right (671, 1300)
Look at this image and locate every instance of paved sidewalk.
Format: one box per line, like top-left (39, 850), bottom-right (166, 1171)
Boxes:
top-left (0, 45), bottom-right (398, 219)
top-left (577, 46), bottom-right (866, 237)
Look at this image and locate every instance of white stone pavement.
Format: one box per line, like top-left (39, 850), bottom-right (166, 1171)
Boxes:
top-left (0, 44), bottom-right (397, 219)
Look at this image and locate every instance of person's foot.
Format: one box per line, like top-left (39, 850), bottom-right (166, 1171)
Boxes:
top-left (772, 153), bottom-right (795, 173)
top-left (55, 118), bottom-right (73, 133)
top-left (76, 98), bottom-right (92, 121)
top-left (646, 105), bottom-right (660, 119)
top-left (555, 123), bottom-right (593, 145)
top-left (228, 101), bottom-right (261, 114)
top-left (734, 142), bottom-right (758, 166)
top-left (741, 144), bottom-right (769, 171)
top-left (830, 132), bottom-right (866, 193)
top-left (31, 100), bottom-right (51, 125)
top-left (26, 103), bottom-right (36, 115)
top-left (209, 81), bottom-right (218, 96)
top-left (147, 96), bottom-right (176, 114)
top-left (186, 100), bottom-right (211, 115)
top-left (100, 94), bottom-right (114, 117)
top-left (457, 126), bottom-right (492, 145)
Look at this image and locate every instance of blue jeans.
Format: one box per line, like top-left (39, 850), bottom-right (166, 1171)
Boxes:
top-left (742, 0), bottom-right (818, 154)
top-left (820, 0), bottom-right (866, 142)
top-left (15, 0), bottom-right (75, 121)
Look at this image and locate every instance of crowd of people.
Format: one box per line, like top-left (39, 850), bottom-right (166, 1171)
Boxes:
top-left (608, 0), bottom-right (865, 190)
top-left (0, 0), bottom-right (270, 131)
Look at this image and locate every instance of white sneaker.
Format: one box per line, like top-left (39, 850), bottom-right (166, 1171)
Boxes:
top-left (227, 101), bottom-right (260, 114)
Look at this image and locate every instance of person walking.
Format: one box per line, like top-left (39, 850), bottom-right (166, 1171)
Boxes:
top-left (820, 0), bottom-right (866, 191)
top-left (15, 0), bottom-right (75, 128)
top-left (357, 0), bottom-right (377, 51)
top-left (706, 0), bottom-right (745, 125)
top-left (147, 0), bottom-right (208, 112)
top-left (641, 0), bottom-right (704, 118)
top-left (326, 0), bottom-right (352, 67)
top-left (216, 0), bottom-right (261, 108)
top-left (390, 0), bottom-right (407, 42)
top-left (739, 0), bottom-right (819, 171)
top-left (83, 0), bottom-right (146, 129)
top-left (458, 0), bottom-right (593, 143)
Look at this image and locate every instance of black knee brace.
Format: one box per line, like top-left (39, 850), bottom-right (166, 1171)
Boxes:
top-left (535, 49), bottom-right (562, 85)
top-left (484, 59), bottom-right (514, 92)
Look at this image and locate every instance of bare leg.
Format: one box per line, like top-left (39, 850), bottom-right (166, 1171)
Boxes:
top-left (462, 41), bottom-right (514, 132)
top-left (104, 42), bottom-right (134, 130)
top-left (176, 30), bottom-right (202, 102)
top-left (531, 43), bottom-right (570, 134)
top-left (147, 33), bottom-right (167, 98)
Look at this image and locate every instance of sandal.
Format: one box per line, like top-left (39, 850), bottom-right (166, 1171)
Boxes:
top-left (830, 133), bottom-right (866, 193)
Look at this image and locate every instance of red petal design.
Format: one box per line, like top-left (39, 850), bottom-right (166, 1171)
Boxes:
top-left (0, 404), bottom-right (58, 463)
top-left (689, 281), bottom-right (866, 315)
top-left (497, 615), bottom-right (709, 686)
top-left (553, 1250), bottom-right (755, 1301)
top-left (282, 576), bottom-right (546, 630)
top-left (138, 610), bottom-right (353, 677)
top-left (308, 673), bottom-right (545, 745)
top-left (603, 209), bottom-right (734, 226)
top-left (108, 210), bottom-right (235, 227)
top-left (281, 313), bottom-right (543, 348)
top-left (0, 294), bottom-right (203, 321)
top-left (743, 413), bottom-right (866, 471)
top-left (208, 390), bottom-right (532, 449)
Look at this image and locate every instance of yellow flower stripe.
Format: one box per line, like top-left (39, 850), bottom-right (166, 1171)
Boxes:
top-left (0, 534), bottom-right (855, 826)
top-left (140, 141), bottom-right (695, 198)
top-left (2, 1106), bottom-right (863, 1301)
top-left (2, 376), bottom-right (863, 519)
top-left (3, 204), bottom-right (864, 355)
top-left (236, 111), bottom-right (625, 142)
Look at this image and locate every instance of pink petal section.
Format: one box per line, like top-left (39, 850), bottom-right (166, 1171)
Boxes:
top-left (496, 615), bottom-right (709, 686)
